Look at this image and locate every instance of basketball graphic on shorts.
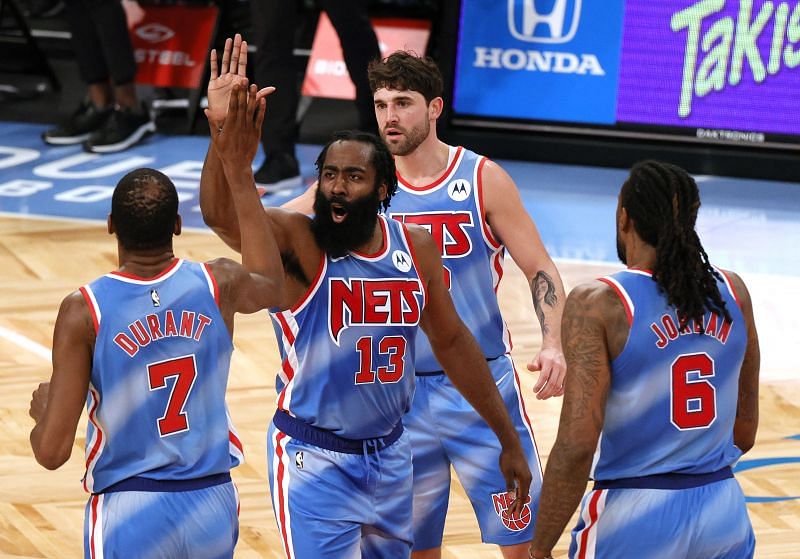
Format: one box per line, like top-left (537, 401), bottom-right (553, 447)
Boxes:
top-left (492, 491), bottom-right (532, 531)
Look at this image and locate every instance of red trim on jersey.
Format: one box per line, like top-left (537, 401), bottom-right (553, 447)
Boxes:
top-left (229, 430), bottom-right (244, 456)
top-left (399, 223), bottom-right (427, 309)
top-left (513, 368), bottom-right (536, 442)
top-left (350, 216), bottom-right (389, 259)
top-left (396, 146), bottom-right (463, 191)
top-left (79, 286), bottom-right (99, 335)
top-left (627, 266), bottom-right (653, 275)
top-left (719, 269), bottom-right (742, 307)
top-left (476, 157), bottom-right (503, 250)
top-left (492, 250), bottom-right (504, 294)
top-left (598, 278), bottom-right (633, 327)
top-left (290, 253), bottom-right (326, 313)
top-left (203, 262), bottom-right (221, 306)
top-left (578, 490), bottom-right (603, 559)
top-left (83, 389), bottom-right (104, 492)
top-left (275, 431), bottom-right (293, 559)
top-left (89, 495), bottom-right (99, 558)
top-left (109, 258), bottom-right (180, 280)
top-left (275, 313), bottom-right (296, 346)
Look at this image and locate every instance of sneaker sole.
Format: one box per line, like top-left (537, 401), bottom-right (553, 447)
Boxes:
top-left (42, 133), bottom-right (92, 145)
top-left (257, 175), bottom-right (303, 193)
top-left (84, 121), bottom-right (157, 154)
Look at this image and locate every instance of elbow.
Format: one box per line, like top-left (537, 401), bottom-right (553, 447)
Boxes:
top-left (734, 428), bottom-right (756, 455)
top-left (32, 444), bottom-right (71, 470)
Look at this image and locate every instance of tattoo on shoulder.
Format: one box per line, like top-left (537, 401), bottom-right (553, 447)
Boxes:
top-left (532, 271), bottom-right (558, 335)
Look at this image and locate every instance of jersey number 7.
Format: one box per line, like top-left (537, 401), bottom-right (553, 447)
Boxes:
top-left (148, 355), bottom-right (198, 436)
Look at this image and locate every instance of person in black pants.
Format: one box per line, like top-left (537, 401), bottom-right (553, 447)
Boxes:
top-left (251, 0), bottom-right (380, 190)
top-left (42, 0), bottom-right (155, 153)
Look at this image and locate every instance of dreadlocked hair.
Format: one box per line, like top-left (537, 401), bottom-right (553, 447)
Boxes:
top-left (112, 168), bottom-right (178, 251)
top-left (315, 130), bottom-right (398, 212)
top-left (621, 161), bottom-right (730, 325)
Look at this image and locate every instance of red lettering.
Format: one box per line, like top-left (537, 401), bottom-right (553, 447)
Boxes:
top-left (129, 320), bottom-right (151, 346)
top-left (704, 313), bottom-right (718, 337)
top-left (193, 314), bottom-right (212, 341)
top-left (164, 310), bottom-right (178, 337)
top-left (114, 333), bottom-right (139, 357)
top-left (651, 323), bottom-right (669, 348)
top-left (662, 315), bottom-right (679, 340)
top-left (146, 314), bottom-right (164, 341)
top-left (392, 212), bottom-right (473, 257)
top-left (363, 283), bottom-right (390, 324)
top-left (329, 279), bottom-right (364, 344)
top-left (180, 311), bottom-right (195, 338)
top-left (716, 319), bottom-right (732, 344)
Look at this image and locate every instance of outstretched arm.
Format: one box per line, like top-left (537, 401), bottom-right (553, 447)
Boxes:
top-left (30, 292), bottom-right (93, 470)
top-left (200, 34), bottom-right (272, 252)
top-left (281, 181), bottom-right (317, 214)
top-left (530, 282), bottom-right (617, 558)
top-left (208, 82), bottom-right (284, 318)
top-left (727, 271), bottom-right (760, 453)
top-left (412, 225), bottom-right (532, 515)
top-left (482, 160), bottom-right (567, 400)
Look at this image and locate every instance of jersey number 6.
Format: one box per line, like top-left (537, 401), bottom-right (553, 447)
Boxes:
top-left (354, 336), bottom-right (407, 385)
top-left (148, 355), bottom-right (198, 436)
top-left (670, 352), bottom-right (717, 430)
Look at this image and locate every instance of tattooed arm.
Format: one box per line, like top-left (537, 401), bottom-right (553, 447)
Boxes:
top-left (529, 281), bottom-right (626, 558)
top-left (481, 159), bottom-right (567, 399)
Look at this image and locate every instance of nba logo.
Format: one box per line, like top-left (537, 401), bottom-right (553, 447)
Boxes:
top-left (508, 0), bottom-right (582, 44)
top-left (491, 491), bottom-right (532, 531)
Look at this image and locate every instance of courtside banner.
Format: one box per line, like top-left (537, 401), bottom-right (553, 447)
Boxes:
top-left (302, 15), bottom-right (431, 100)
top-left (131, 6), bottom-right (218, 89)
top-left (616, 1), bottom-right (800, 136)
top-left (453, 0), bottom-right (626, 125)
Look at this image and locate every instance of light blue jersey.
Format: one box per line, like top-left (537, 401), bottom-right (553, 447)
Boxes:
top-left (270, 215), bottom-right (426, 439)
top-left (593, 268), bottom-right (746, 481)
top-left (388, 145), bottom-right (510, 373)
top-left (80, 259), bottom-right (243, 494)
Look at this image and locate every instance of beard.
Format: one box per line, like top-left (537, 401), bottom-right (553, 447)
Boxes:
top-left (382, 118), bottom-right (430, 156)
top-left (616, 230), bottom-right (627, 265)
top-left (311, 187), bottom-right (380, 258)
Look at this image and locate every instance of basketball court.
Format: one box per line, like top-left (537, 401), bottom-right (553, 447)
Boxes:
top-left (1, 122), bottom-right (798, 557)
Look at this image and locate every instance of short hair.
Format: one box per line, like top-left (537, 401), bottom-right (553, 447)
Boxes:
top-left (315, 130), bottom-right (398, 212)
top-left (621, 161), bottom-right (730, 324)
top-left (368, 51), bottom-right (444, 104)
top-left (111, 168), bottom-right (178, 251)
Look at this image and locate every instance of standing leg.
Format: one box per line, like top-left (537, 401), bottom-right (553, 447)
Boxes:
top-left (322, 0), bottom-right (381, 134)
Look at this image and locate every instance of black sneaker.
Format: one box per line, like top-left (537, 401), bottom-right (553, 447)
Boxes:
top-left (42, 99), bottom-right (112, 145)
top-left (254, 152), bottom-right (303, 193)
top-left (83, 104), bottom-right (156, 154)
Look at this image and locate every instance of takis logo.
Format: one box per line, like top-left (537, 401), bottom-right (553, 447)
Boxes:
top-left (508, 0), bottom-right (582, 44)
top-left (135, 23), bottom-right (175, 44)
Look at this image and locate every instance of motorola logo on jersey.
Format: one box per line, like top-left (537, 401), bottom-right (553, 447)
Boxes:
top-left (392, 250), bottom-right (412, 272)
top-left (328, 278), bottom-right (424, 345)
top-left (135, 23), bottom-right (175, 44)
top-left (508, 0), bottom-right (581, 44)
top-left (492, 491), bottom-right (533, 531)
top-left (448, 179), bottom-right (471, 201)
top-left (391, 212), bottom-right (474, 258)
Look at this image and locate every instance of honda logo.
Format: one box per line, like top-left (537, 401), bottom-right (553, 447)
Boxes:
top-left (508, 0), bottom-right (581, 44)
top-left (135, 23), bottom-right (175, 44)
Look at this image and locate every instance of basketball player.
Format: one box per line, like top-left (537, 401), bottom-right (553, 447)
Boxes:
top-left (28, 86), bottom-right (282, 558)
top-left (529, 161), bottom-right (760, 559)
top-left (282, 51), bottom-right (567, 559)
top-left (201, 80), bottom-right (532, 556)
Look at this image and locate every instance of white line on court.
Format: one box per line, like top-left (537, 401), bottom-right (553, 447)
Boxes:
top-left (0, 324), bottom-right (51, 362)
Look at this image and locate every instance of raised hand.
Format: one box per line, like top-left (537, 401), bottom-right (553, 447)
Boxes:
top-left (208, 83), bottom-right (273, 173)
top-left (206, 34), bottom-right (249, 128)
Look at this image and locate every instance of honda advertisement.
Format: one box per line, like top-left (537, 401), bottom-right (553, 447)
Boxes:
top-left (453, 0), bottom-right (800, 146)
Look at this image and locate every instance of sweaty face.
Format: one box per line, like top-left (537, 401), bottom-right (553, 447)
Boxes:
top-left (374, 88), bottom-right (432, 156)
top-left (311, 140), bottom-right (383, 258)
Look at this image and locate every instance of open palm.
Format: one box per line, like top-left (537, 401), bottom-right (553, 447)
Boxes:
top-left (206, 34), bottom-right (249, 128)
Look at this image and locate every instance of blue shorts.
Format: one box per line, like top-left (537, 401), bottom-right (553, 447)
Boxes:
top-left (569, 477), bottom-right (755, 558)
top-left (407, 354), bottom-right (543, 549)
top-left (83, 481), bottom-right (239, 559)
top-left (267, 418), bottom-right (413, 559)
